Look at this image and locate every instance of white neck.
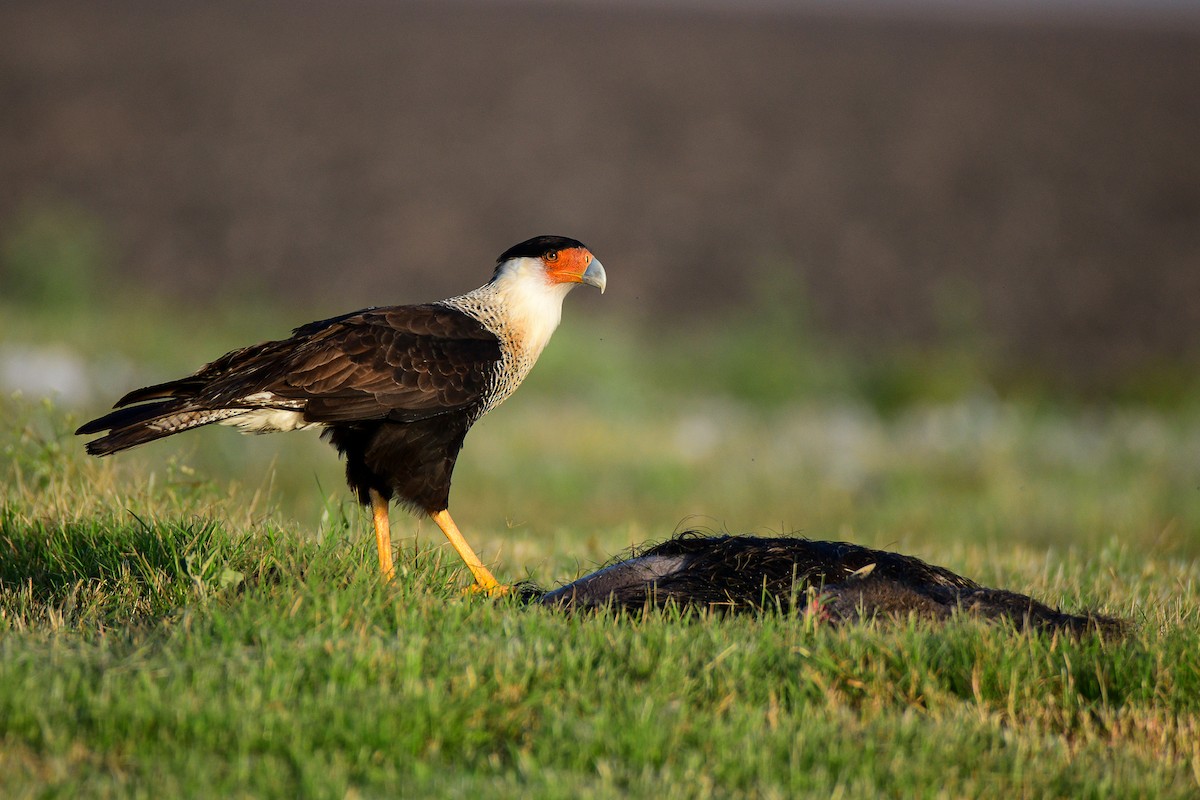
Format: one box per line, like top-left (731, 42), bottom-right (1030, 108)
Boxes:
top-left (442, 256), bottom-right (575, 362)
top-left (436, 256), bottom-right (578, 413)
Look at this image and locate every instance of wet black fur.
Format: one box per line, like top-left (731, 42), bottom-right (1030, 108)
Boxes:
top-left (530, 533), bottom-right (1126, 636)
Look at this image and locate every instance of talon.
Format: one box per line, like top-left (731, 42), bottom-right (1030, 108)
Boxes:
top-left (462, 582), bottom-right (513, 598)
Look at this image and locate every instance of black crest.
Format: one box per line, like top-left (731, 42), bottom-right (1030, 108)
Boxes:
top-left (497, 235), bottom-right (588, 263)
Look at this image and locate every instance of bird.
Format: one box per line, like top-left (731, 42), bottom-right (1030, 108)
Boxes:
top-left (76, 235), bottom-right (606, 594)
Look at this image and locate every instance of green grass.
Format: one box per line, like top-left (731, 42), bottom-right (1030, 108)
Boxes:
top-left (1, 299), bottom-right (1199, 797)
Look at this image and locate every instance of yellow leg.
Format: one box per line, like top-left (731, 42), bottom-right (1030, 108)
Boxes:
top-left (370, 489), bottom-right (396, 583)
top-left (429, 508), bottom-right (507, 595)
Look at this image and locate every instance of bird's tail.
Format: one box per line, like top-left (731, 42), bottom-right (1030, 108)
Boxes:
top-left (76, 401), bottom-right (238, 456)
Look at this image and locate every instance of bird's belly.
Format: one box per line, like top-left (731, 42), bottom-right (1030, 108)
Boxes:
top-left (219, 408), bottom-right (320, 434)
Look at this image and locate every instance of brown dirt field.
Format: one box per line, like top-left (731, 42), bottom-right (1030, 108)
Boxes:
top-left (2, 1), bottom-right (1198, 382)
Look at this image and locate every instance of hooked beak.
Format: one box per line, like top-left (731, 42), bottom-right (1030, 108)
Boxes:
top-left (580, 258), bottom-right (607, 294)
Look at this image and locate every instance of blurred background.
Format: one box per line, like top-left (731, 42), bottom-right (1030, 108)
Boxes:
top-left (4, 0), bottom-right (1200, 384)
top-left (3, 0), bottom-right (1199, 567)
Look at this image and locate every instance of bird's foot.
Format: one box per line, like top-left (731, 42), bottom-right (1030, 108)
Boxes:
top-left (462, 581), bottom-right (513, 599)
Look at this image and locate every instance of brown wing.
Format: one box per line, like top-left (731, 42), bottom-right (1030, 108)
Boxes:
top-left (183, 304), bottom-right (501, 423)
top-left (76, 304), bottom-right (499, 455)
top-left (272, 305), bottom-right (500, 423)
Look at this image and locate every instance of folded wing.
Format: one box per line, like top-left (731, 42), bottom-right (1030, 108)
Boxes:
top-left (76, 304), bottom-right (502, 455)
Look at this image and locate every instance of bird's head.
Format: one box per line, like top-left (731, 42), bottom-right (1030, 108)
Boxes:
top-left (492, 236), bottom-right (606, 296)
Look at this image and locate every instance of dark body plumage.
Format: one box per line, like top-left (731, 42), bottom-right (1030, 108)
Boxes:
top-left (77, 304), bottom-right (501, 512)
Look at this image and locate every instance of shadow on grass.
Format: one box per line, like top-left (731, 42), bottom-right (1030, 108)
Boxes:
top-left (0, 504), bottom-right (297, 626)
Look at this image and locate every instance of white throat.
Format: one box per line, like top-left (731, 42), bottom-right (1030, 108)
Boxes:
top-left (438, 256), bottom-right (576, 411)
top-left (490, 257), bottom-right (574, 358)
top-left (444, 257), bottom-right (574, 359)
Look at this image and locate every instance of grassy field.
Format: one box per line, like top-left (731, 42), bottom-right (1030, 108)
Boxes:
top-left (2, 300), bottom-right (1199, 797)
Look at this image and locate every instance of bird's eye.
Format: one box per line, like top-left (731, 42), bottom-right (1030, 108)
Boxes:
top-left (544, 251), bottom-right (559, 263)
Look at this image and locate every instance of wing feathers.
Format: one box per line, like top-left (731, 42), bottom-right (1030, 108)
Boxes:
top-left (268, 306), bottom-right (500, 418)
top-left (77, 402), bottom-right (238, 455)
top-left (114, 377), bottom-right (204, 407)
top-left (77, 304), bottom-right (503, 453)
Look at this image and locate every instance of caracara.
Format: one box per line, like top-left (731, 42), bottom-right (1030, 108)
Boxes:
top-left (76, 235), bottom-right (606, 594)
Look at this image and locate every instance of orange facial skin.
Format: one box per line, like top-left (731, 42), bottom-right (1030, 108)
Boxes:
top-left (543, 247), bottom-right (595, 285)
